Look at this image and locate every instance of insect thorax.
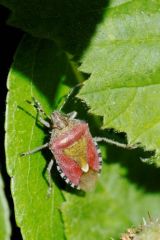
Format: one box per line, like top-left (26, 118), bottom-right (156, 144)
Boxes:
top-left (50, 111), bottom-right (80, 140)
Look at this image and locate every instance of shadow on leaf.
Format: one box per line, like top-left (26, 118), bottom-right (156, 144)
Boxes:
top-left (106, 145), bottom-right (160, 193)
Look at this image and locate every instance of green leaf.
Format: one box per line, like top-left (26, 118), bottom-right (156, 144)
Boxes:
top-left (5, 34), bottom-right (79, 240)
top-left (0, 174), bottom-right (11, 240)
top-left (3, 2), bottom-right (160, 239)
top-left (78, 0), bottom-right (160, 165)
top-left (1, 0), bottom-right (160, 163)
top-left (62, 146), bottom-right (160, 240)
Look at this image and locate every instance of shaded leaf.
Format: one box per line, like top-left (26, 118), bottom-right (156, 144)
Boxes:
top-left (0, 0), bottom-right (109, 55)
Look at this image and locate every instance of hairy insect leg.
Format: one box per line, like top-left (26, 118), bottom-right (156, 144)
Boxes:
top-left (47, 159), bottom-right (54, 197)
top-left (38, 117), bottom-right (50, 128)
top-left (27, 97), bottom-right (51, 128)
top-left (20, 143), bottom-right (49, 157)
top-left (59, 83), bottom-right (83, 111)
top-left (94, 137), bottom-right (137, 149)
top-left (67, 111), bottom-right (77, 119)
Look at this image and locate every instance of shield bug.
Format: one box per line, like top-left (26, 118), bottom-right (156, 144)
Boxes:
top-left (21, 87), bottom-right (135, 193)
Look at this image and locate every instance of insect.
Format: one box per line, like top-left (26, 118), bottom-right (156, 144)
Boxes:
top-left (21, 87), bottom-right (135, 193)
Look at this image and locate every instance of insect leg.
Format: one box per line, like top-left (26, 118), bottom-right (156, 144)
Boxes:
top-left (38, 117), bottom-right (50, 128)
top-left (47, 159), bottom-right (54, 197)
top-left (20, 143), bottom-right (49, 156)
top-left (27, 97), bottom-right (51, 128)
top-left (67, 111), bottom-right (77, 119)
top-left (59, 83), bottom-right (83, 111)
top-left (94, 137), bottom-right (138, 149)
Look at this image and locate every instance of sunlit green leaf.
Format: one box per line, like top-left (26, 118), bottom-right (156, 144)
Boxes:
top-left (78, 0), bottom-right (160, 165)
top-left (5, 35), bottom-right (79, 240)
top-left (0, 174), bottom-right (11, 240)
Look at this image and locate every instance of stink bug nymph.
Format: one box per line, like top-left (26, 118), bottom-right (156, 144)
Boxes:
top-left (21, 89), bottom-right (135, 193)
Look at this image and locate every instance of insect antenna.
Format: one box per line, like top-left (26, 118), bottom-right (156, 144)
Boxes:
top-left (26, 97), bottom-right (50, 118)
top-left (26, 97), bottom-right (51, 128)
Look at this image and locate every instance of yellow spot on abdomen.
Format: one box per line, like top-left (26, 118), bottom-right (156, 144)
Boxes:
top-left (64, 137), bottom-right (89, 172)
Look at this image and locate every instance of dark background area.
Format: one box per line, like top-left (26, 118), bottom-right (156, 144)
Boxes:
top-left (0, 5), bottom-right (23, 239)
